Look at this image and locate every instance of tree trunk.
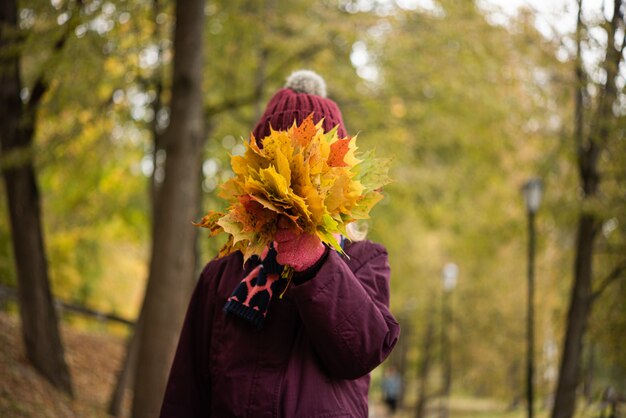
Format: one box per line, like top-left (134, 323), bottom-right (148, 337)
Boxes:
top-left (551, 214), bottom-right (595, 418)
top-left (108, 314), bottom-right (143, 416)
top-left (551, 1), bottom-right (622, 417)
top-left (583, 342), bottom-right (594, 405)
top-left (415, 315), bottom-right (435, 418)
top-left (0, 0), bottom-right (72, 395)
top-left (131, 0), bottom-right (206, 415)
top-left (386, 313), bottom-right (410, 405)
top-left (108, 1), bottom-right (167, 412)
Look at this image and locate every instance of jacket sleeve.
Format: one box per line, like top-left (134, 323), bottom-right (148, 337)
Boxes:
top-left (159, 262), bottom-right (216, 418)
top-left (289, 243), bottom-right (400, 379)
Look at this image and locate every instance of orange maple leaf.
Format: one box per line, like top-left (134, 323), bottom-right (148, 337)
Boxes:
top-left (328, 137), bottom-right (351, 167)
top-left (291, 113), bottom-right (317, 147)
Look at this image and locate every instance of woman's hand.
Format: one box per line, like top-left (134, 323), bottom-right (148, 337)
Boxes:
top-left (274, 217), bottom-right (325, 272)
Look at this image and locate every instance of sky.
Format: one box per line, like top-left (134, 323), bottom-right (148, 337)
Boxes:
top-left (403, 0), bottom-right (609, 38)
top-left (351, 0), bottom-right (617, 82)
top-left (479, 0), bottom-right (617, 73)
top-left (478, 0), bottom-right (607, 37)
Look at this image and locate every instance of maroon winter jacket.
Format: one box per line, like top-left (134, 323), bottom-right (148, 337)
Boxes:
top-left (160, 240), bottom-right (400, 418)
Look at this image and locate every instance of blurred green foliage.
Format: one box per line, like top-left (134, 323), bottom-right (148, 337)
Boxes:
top-left (0, 0), bottom-right (624, 406)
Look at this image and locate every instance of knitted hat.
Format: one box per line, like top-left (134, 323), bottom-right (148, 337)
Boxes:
top-left (252, 70), bottom-right (347, 142)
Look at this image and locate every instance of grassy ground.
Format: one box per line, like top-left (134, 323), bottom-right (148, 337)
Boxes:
top-left (373, 396), bottom-right (621, 418)
top-left (371, 398), bottom-right (528, 418)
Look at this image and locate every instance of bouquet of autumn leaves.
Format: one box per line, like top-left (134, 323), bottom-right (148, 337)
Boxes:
top-left (195, 114), bottom-right (390, 261)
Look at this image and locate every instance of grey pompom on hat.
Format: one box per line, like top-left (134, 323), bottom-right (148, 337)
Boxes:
top-left (284, 70), bottom-right (327, 98)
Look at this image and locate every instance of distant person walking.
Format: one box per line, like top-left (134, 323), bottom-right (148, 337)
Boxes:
top-left (382, 366), bottom-right (402, 415)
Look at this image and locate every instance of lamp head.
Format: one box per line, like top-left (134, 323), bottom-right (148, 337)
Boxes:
top-left (442, 262), bottom-right (459, 291)
top-left (523, 177), bottom-right (543, 214)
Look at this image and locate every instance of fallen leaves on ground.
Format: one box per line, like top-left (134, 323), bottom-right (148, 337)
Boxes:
top-left (0, 312), bottom-right (128, 418)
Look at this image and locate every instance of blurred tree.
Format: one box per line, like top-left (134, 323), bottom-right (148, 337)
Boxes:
top-left (0, 0), bottom-right (74, 395)
top-left (12, 0), bottom-right (153, 315)
top-left (415, 304), bottom-right (436, 418)
top-left (108, 2), bottom-right (171, 414)
top-left (131, 0), bottom-right (206, 416)
top-left (347, 0), bottom-right (566, 402)
top-left (551, 1), bottom-right (626, 417)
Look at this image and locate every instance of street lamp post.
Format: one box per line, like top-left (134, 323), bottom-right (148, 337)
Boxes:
top-left (441, 262), bottom-right (459, 418)
top-left (522, 178), bottom-right (543, 418)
